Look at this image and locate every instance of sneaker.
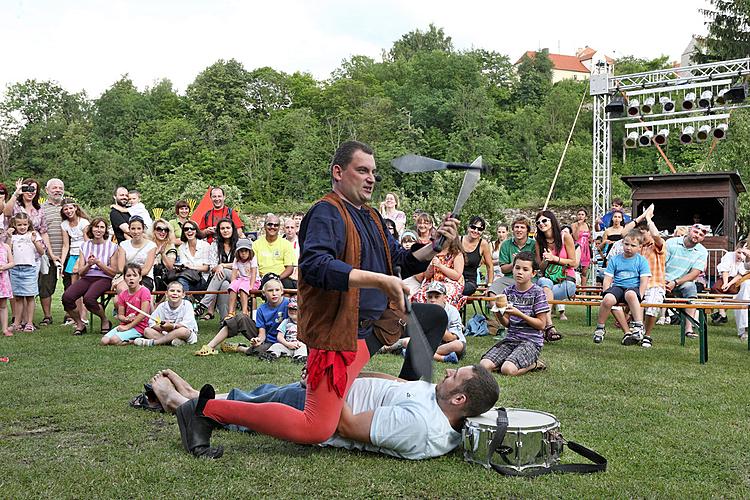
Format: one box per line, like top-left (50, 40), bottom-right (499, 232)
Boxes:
top-left (710, 312), bottom-right (721, 324)
top-left (443, 352), bottom-right (459, 364)
top-left (621, 333), bottom-right (638, 346)
top-left (640, 335), bottom-right (653, 348)
top-left (740, 333), bottom-right (748, 342)
top-left (134, 338), bottom-right (155, 347)
top-left (593, 327), bottom-right (605, 344)
top-left (171, 339), bottom-right (186, 347)
top-left (628, 323), bottom-right (644, 343)
top-left (64, 318), bottom-right (76, 326)
top-left (655, 316), bottom-right (668, 325)
top-left (719, 315), bottom-right (728, 324)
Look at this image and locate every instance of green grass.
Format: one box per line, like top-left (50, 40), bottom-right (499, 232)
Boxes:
top-left (2, 299), bottom-right (750, 499)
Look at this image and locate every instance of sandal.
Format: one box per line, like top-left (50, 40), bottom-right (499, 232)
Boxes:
top-left (193, 303), bottom-right (207, 316)
top-left (39, 316), bottom-right (53, 326)
top-left (23, 324), bottom-right (35, 332)
top-left (532, 359), bottom-right (547, 372)
top-left (129, 392), bottom-right (165, 413)
top-left (194, 344), bottom-right (218, 356)
top-left (100, 320), bottom-right (112, 334)
top-left (544, 325), bottom-right (563, 342)
top-left (201, 312), bottom-right (215, 321)
top-left (73, 326), bottom-right (87, 336)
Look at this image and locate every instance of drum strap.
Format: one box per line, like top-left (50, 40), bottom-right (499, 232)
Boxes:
top-left (488, 407), bottom-right (608, 477)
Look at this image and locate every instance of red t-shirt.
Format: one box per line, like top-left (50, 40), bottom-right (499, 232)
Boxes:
top-left (199, 207), bottom-right (244, 243)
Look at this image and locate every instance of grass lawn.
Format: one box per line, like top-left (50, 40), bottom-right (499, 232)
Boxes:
top-left (2, 298), bottom-right (750, 499)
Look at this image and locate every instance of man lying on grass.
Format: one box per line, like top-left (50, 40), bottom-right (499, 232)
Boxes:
top-left (139, 366), bottom-right (498, 460)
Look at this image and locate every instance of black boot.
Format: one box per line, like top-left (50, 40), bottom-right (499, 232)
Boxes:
top-left (176, 390), bottom-right (223, 459)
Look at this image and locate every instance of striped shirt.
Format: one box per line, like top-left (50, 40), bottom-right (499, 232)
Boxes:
top-left (665, 237), bottom-right (708, 282)
top-left (80, 240), bottom-right (119, 278)
top-left (641, 241), bottom-right (666, 289)
top-left (42, 201), bottom-right (63, 256)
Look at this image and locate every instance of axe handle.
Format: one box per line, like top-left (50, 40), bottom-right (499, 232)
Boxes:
top-left (431, 212), bottom-right (457, 252)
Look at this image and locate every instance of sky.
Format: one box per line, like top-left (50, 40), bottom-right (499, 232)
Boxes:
top-left (1, 0), bottom-right (712, 98)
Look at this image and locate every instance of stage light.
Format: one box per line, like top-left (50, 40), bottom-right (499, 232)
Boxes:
top-left (680, 126), bottom-right (695, 144)
top-left (682, 92), bottom-right (696, 110)
top-left (724, 83), bottom-right (748, 103)
top-left (605, 95), bottom-right (625, 114)
top-left (660, 96), bottom-right (675, 112)
top-left (654, 128), bottom-right (670, 145)
top-left (624, 131), bottom-right (639, 148)
top-left (641, 97), bottom-right (655, 114)
top-left (716, 89), bottom-right (729, 105)
top-left (698, 90), bottom-right (713, 108)
top-left (712, 123), bottom-right (728, 140)
top-left (627, 98), bottom-right (641, 116)
top-left (696, 124), bottom-right (712, 142)
top-left (638, 130), bottom-right (654, 146)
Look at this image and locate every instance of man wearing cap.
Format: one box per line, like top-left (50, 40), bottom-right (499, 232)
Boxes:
top-left (175, 140), bottom-right (461, 459)
top-left (253, 213), bottom-right (296, 288)
top-left (391, 281), bottom-right (466, 364)
top-left (664, 224), bottom-right (708, 337)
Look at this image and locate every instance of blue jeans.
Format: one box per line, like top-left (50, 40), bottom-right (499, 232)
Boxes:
top-left (537, 277), bottom-right (576, 300)
top-left (672, 281), bottom-right (698, 299)
top-left (223, 382), bottom-right (306, 432)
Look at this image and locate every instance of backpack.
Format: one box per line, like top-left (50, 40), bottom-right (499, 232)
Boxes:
top-left (465, 313), bottom-right (489, 337)
top-left (203, 207), bottom-right (234, 228)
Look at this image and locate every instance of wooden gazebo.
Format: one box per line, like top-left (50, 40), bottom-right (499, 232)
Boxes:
top-left (621, 172), bottom-right (746, 251)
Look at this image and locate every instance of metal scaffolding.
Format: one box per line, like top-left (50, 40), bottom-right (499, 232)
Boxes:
top-left (589, 56), bottom-right (750, 284)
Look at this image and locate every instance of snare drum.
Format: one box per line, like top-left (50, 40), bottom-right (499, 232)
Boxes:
top-left (463, 408), bottom-right (564, 472)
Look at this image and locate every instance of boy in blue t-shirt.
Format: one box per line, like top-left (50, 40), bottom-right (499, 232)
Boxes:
top-left (594, 229), bottom-right (651, 345)
top-left (480, 252), bottom-right (550, 376)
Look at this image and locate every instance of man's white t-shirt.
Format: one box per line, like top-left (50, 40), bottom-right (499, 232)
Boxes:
top-left (322, 378), bottom-right (461, 460)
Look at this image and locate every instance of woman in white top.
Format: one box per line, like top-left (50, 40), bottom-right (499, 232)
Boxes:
top-left (60, 198), bottom-right (91, 324)
top-left (150, 218), bottom-right (177, 291)
top-left (116, 216), bottom-right (157, 292)
top-left (175, 220), bottom-right (210, 292)
top-left (379, 192), bottom-right (407, 235)
top-left (712, 240), bottom-right (750, 324)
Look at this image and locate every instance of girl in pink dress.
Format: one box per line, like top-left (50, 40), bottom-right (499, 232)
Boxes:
top-left (226, 239), bottom-right (258, 318)
top-left (0, 241), bottom-right (14, 336)
top-left (411, 237), bottom-right (466, 309)
top-left (572, 208), bottom-right (592, 282)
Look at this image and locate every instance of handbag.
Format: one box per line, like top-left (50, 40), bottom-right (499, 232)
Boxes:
top-left (711, 277), bottom-right (740, 295)
top-left (543, 262), bottom-right (567, 284)
top-left (372, 305), bottom-right (407, 346)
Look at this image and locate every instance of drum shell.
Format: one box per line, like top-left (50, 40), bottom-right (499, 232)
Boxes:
top-left (463, 408), bottom-right (564, 472)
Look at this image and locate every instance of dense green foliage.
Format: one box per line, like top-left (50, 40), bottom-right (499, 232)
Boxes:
top-left (697, 0), bottom-right (750, 63)
top-left (1, 24), bottom-right (749, 227)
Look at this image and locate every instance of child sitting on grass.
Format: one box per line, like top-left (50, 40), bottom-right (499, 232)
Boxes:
top-left (101, 263), bottom-right (152, 346)
top-left (479, 251), bottom-right (549, 376)
top-left (265, 297), bottom-right (306, 362)
top-left (225, 239), bottom-right (258, 319)
top-left (195, 273), bottom-right (288, 357)
top-left (393, 281), bottom-right (465, 364)
top-left (135, 281), bottom-right (198, 347)
top-left (593, 229), bottom-right (651, 346)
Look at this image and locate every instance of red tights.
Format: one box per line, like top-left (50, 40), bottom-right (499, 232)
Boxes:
top-left (203, 339), bottom-right (371, 444)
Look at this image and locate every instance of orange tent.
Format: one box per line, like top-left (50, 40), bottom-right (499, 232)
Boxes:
top-left (190, 187), bottom-right (214, 225)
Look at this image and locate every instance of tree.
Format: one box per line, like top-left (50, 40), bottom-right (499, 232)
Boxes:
top-left (513, 49), bottom-right (553, 106)
top-left (387, 23), bottom-right (453, 61)
top-left (696, 0), bottom-right (750, 63)
top-left (615, 55), bottom-right (672, 75)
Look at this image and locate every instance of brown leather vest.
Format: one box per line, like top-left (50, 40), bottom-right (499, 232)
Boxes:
top-left (297, 192), bottom-right (392, 351)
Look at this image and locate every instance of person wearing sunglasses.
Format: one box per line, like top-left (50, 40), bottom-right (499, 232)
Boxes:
top-left (253, 213), bottom-right (296, 289)
top-left (460, 216), bottom-right (494, 296)
top-left (3, 177), bottom-right (52, 268)
top-left (534, 210), bottom-right (576, 342)
top-left (175, 222), bottom-right (210, 292)
top-left (150, 218), bottom-right (177, 292)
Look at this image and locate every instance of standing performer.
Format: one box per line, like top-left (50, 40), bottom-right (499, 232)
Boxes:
top-left (176, 140), bottom-right (459, 458)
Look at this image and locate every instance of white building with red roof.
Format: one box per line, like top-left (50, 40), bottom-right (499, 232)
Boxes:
top-left (515, 46), bottom-right (614, 83)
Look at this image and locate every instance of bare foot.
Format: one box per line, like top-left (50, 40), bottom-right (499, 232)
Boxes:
top-left (150, 373), bottom-right (188, 413)
top-left (162, 369), bottom-right (199, 399)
